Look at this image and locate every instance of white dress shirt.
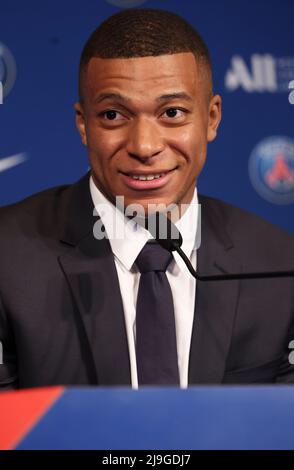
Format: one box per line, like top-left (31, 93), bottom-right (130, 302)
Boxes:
top-left (89, 176), bottom-right (198, 388)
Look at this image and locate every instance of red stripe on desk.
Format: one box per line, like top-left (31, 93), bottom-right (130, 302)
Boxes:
top-left (0, 386), bottom-right (64, 450)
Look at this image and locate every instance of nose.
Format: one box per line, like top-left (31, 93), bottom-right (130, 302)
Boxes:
top-left (126, 117), bottom-right (164, 162)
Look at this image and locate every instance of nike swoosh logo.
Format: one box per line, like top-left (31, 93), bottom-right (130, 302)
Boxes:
top-left (0, 153), bottom-right (27, 173)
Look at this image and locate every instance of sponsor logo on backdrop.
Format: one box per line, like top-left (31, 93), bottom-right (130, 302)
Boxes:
top-left (105, 0), bottom-right (148, 7)
top-left (289, 80), bottom-right (294, 104)
top-left (0, 43), bottom-right (17, 102)
top-left (249, 136), bottom-right (294, 204)
top-left (0, 153), bottom-right (27, 174)
top-left (225, 54), bottom-right (294, 93)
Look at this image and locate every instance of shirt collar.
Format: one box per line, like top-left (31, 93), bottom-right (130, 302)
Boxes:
top-left (89, 175), bottom-right (199, 272)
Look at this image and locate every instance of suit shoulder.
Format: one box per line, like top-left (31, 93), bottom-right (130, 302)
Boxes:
top-left (199, 194), bottom-right (294, 265)
top-left (0, 183), bottom-right (72, 239)
top-left (199, 194), bottom-right (292, 238)
top-left (0, 183), bottom-right (69, 216)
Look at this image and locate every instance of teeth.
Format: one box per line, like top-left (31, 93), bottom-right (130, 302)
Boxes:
top-left (130, 173), bottom-right (165, 181)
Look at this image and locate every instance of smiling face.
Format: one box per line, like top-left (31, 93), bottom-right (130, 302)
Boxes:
top-left (75, 52), bottom-right (221, 215)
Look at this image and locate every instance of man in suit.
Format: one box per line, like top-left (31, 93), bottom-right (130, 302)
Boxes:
top-left (0, 9), bottom-right (294, 390)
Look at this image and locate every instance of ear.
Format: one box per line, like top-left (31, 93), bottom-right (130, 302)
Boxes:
top-left (74, 102), bottom-right (87, 146)
top-left (207, 94), bottom-right (222, 142)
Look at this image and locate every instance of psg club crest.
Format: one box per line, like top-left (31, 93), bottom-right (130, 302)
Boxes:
top-left (0, 43), bottom-right (16, 102)
top-left (249, 136), bottom-right (294, 204)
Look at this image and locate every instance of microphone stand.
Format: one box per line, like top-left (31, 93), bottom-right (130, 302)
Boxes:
top-left (175, 244), bottom-right (294, 281)
top-left (146, 211), bottom-right (294, 281)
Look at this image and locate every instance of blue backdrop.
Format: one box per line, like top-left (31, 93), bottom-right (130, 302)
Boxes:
top-left (1, 0), bottom-right (293, 232)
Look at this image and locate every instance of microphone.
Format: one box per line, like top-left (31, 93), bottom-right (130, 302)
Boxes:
top-left (147, 211), bottom-right (294, 281)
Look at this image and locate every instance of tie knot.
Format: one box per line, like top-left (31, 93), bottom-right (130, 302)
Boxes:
top-left (135, 242), bottom-right (173, 273)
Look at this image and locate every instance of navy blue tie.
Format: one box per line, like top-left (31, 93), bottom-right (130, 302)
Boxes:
top-left (135, 242), bottom-right (180, 385)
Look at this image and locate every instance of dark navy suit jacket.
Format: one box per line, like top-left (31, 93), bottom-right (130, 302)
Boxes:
top-left (1, 173), bottom-right (294, 389)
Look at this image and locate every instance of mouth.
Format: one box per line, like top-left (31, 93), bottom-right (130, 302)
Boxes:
top-left (119, 167), bottom-right (178, 191)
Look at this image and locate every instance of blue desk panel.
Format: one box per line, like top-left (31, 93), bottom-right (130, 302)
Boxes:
top-left (16, 386), bottom-right (294, 450)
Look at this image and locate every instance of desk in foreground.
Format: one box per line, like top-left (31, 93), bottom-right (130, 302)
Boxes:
top-left (1, 386), bottom-right (294, 449)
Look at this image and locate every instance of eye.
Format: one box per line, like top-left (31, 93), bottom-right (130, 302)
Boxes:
top-left (162, 108), bottom-right (185, 119)
top-left (101, 110), bottom-right (126, 121)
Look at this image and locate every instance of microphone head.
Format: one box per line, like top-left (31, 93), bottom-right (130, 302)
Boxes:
top-left (146, 211), bottom-right (183, 252)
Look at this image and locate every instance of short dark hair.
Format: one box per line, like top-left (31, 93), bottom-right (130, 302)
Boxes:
top-left (79, 8), bottom-right (212, 102)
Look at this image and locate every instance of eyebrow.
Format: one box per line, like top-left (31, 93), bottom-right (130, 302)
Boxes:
top-left (94, 91), bottom-right (193, 105)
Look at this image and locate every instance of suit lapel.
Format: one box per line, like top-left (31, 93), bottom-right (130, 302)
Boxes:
top-left (57, 176), bottom-right (241, 386)
top-left (189, 196), bottom-right (242, 384)
top-left (58, 173), bottom-right (131, 386)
